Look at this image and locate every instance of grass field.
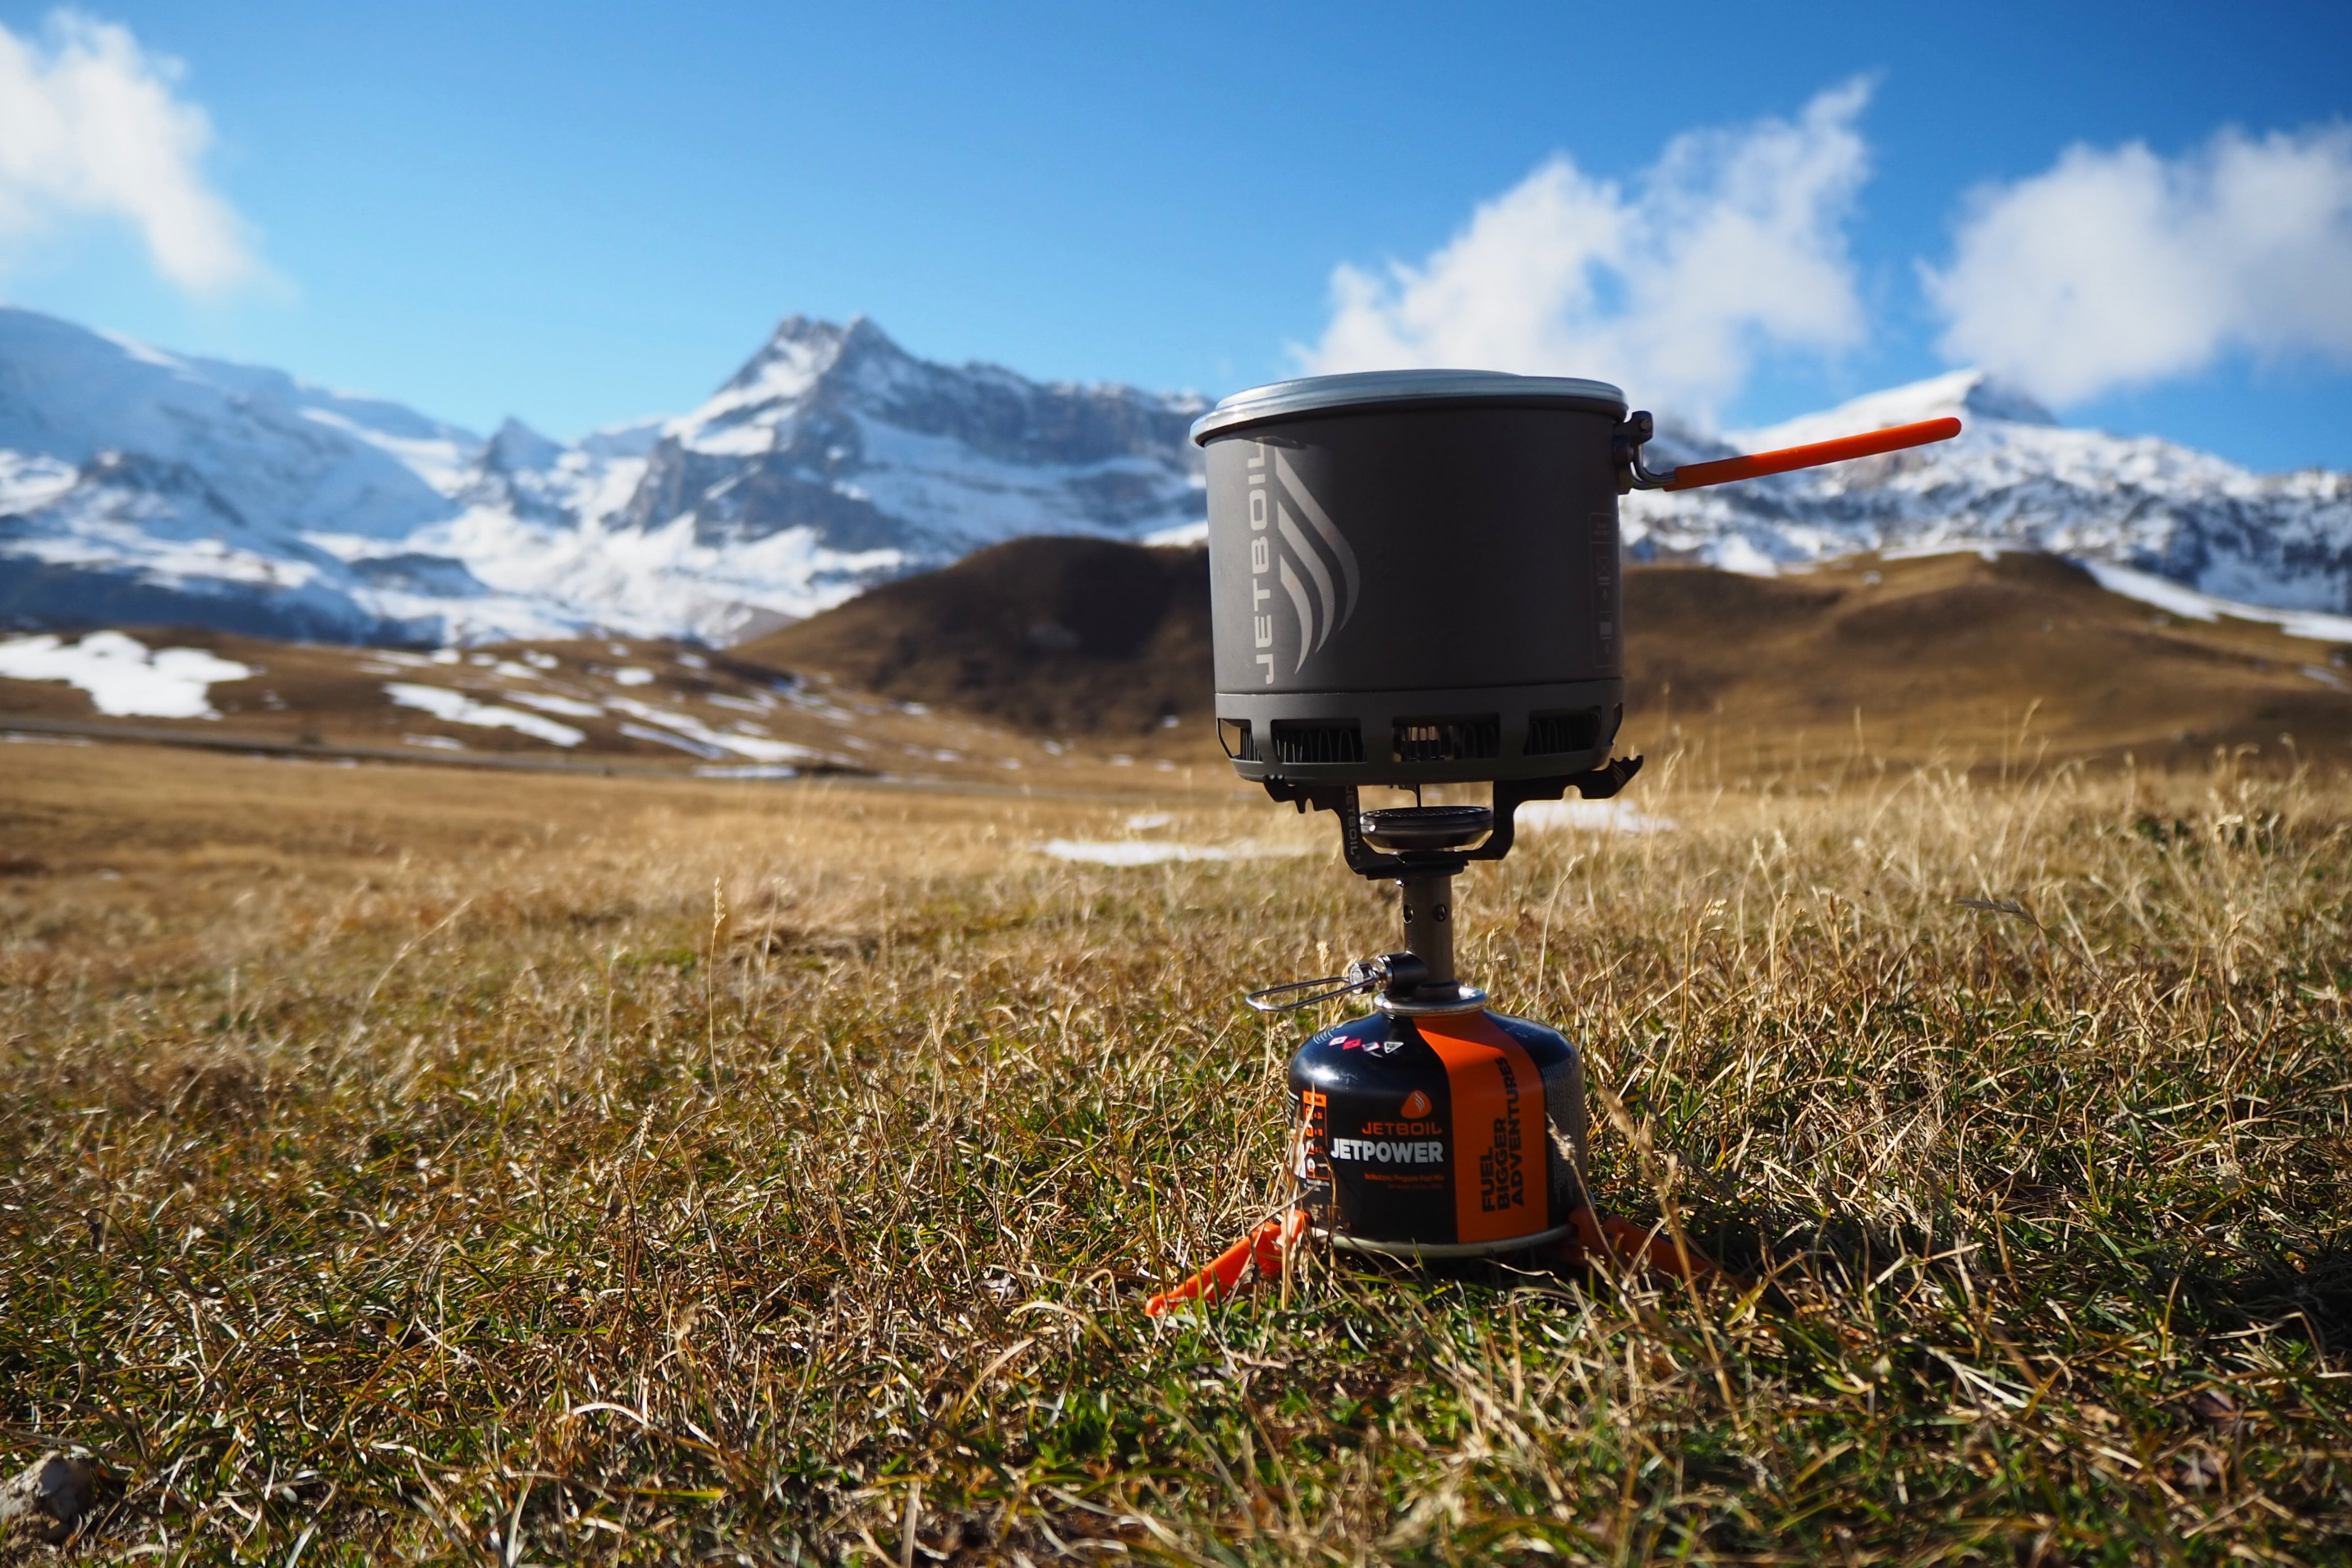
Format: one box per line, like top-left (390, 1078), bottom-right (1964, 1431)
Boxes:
top-left (4, 737), bottom-right (2351, 1563)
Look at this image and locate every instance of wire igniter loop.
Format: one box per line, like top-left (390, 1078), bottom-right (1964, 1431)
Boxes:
top-left (1244, 953), bottom-right (1425, 1012)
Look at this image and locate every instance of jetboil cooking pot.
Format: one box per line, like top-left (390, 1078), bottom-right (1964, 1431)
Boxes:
top-left (1192, 369), bottom-right (1956, 788)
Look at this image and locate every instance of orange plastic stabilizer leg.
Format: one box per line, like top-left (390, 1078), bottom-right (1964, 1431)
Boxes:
top-left (1144, 1209), bottom-right (1309, 1316)
top-left (1569, 1205), bottom-right (1726, 1284)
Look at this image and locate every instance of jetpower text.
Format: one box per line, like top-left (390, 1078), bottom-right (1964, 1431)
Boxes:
top-left (1330, 1138), bottom-right (1447, 1165)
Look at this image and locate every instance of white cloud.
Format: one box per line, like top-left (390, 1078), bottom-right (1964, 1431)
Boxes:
top-left (1927, 125), bottom-right (2352, 405)
top-left (1299, 80), bottom-right (1873, 422)
top-left (0, 9), bottom-right (256, 293)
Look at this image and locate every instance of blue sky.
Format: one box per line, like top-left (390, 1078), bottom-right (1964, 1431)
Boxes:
top-left (3, 1), bottom-right (2349, 469)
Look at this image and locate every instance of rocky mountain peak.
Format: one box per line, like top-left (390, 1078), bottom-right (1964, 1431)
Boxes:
top-left (485, 417), bottom-right (562, 475)
top-left (711, 314), bottom-right (909, 405)
top-left (1952, 371), bottom-right (2056, 427)
top-left (1733, 368), bottom-right (2056, 454)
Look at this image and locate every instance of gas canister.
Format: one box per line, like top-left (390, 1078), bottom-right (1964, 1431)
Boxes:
top-left (1289, 1005), bottom-right (1588, 1256)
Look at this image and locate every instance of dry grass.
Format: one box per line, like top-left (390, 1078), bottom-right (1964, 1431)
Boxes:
top-left (3, 739), bottom-right (2351, 1563)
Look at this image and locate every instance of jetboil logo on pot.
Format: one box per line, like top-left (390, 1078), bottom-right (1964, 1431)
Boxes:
top-left (1245, 444), bottom-right (1361, 681)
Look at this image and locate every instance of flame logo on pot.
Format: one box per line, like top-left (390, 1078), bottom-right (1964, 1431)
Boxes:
top-left (1271, 451), bottom-right (1361, 671)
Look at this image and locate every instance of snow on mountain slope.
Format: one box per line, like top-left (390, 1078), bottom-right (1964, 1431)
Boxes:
top-left (1626, 370), bottom-right (2352, 614)
top-left (409, 318), bottom-right (1207, 644)
top-left (4, 299), bottom-right (2350, 646)
top-left (0, 308), bottom-right (542, 642)
top-left (0, 309), bottom-right (472, 538)
top-left (654, 316), bottom-right (1203, 533)
top-left (0, 308), bottom-right (1207, 644)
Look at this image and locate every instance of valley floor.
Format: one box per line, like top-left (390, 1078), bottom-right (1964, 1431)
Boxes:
top-left (2, 742), bottom-right (2350, 1562)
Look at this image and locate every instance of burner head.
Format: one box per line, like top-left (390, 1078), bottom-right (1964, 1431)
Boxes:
top-left (1359, 804), bottom-right (1494, 852)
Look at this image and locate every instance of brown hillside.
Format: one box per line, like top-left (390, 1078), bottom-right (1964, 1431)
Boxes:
top-left (740, 537), bottom-right (2352, 769)
top-left (1630, 551), bottom-right (2352, 767)
top-left (734, 535), bottom-right (1211, 740)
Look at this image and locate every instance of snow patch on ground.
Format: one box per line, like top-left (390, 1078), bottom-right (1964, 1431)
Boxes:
top-left (1033, 838), bottom-right (1316, 865)
top-left (619, 721), bottom-right (724, 758)
top-left (1709, 537), bottom-right (1782, 578)
top-left (604, 696), bottom-right (819, 764)
top-left (0, 631), bottom-right (252, 718)
top-left (383, 682), bottom-right (586, 747)
top-left (1514, 799), bottom-right (1678, 835)
top-left (2077, 561), bottom-right (2352, 643)
top-left (505, 691), bottom-right (605, 719)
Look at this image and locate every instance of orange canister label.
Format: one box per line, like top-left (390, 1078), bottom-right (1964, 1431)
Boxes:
top-left (1416, 1012), bottom-right (1549, 1244)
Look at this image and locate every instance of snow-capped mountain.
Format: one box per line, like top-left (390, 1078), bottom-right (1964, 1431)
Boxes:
top-left (0, 307), bottom-right (535, 642)
top-left (1628, 371), bottom-right (2352, 613)
top-left (2, 299), bottom-right (2350, 647)
top-left (0, 309), bottom-right (1206, 644)
top-left (424, 316), bottom-right (1208, 642)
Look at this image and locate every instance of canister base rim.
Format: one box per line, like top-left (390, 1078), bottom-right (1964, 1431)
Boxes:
top-left (1319, 1221), bottom-right (1576, 1261)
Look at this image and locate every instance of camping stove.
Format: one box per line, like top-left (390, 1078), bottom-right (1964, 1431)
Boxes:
top-left (1250, 800), bottom-right (1593, 1258)
top-left (1144, 369), bottom-right (1958, 1299)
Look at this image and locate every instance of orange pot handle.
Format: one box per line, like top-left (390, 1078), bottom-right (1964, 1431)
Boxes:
top-left (1622, 413), bottom-right (1961, 493)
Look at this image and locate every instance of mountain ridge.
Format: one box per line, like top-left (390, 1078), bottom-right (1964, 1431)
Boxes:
top-left (1, 304), bottom-right (2349, 645)
top-left (1631, 369), bottom-right (2352, 608)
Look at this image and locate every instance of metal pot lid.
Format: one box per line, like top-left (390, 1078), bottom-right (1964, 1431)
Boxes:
top-left (1190, 369), bottom-right (1627, 445)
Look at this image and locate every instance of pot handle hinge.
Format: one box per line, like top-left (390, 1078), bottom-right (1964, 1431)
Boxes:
top-left (1613, 409), bottom-right (1676, 493)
